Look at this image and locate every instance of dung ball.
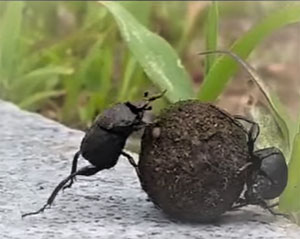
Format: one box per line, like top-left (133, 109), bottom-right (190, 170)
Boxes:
top-left (138, 100), bottom-right (250, 222)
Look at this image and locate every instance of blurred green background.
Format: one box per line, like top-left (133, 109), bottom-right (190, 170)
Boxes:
top-left (0, 1), bottom-right (297, 128)
top-left (0, 1), bottom-right (300, 222)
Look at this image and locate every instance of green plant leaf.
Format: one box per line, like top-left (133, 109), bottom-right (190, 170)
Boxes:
top-left (280, 133), bottom-right (300, 212)
top-left (121, 1), bottom-right (152, 27)
top-left (118, 57), bottom-right (137, 102)
top-left (199, 50), bottom-right (292, 150)
top-left (101, 1), bottom-right (194, 102)
top-left (10, 65), bottom-right (73, 103)
top-left (250, 106), bottom-right (289, 156)
top-left (21, 66), bottom-right (74, 81)
top-left (11, 65), bottom-right (73, 91)
top-left (19, 90), bottom-right (65, 109)
top-left (0, 1), bottom-right (25, 86)
top-left (204, 2), bottom-right (218, 75)
top-left (198, 4), bottom-right (300, 102)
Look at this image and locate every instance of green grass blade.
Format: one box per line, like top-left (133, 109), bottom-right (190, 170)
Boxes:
top-left (0, 1), bottom-right (25, 84)
top-left (198, 4), bottom-right (300, 102)
top-left (101, 1), bottom-right (194, 102)
top-left (199, 50), bottom-right (292, 150)
top-left (121, 1), bottom-right (152, 27)
top-left (250, 106), bottom-right (289, 156)
top-left (20, 66), bottom-right (74, 82)
top-left (204, 2), bottom-right (219, 75)
top-left (19, 90), bottom-right (65, 110)
top-left (118, 57), bottom-right (137, 102)
top-left (11, 65), bottom-right (73, 92)
top-left (10, 65), bottom-right (73, 103)
top-left (280, 133), bottom-right (300, 212)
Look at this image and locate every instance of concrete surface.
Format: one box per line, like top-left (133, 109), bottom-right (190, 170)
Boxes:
top-left (0, 100), bottom-right (299, 239)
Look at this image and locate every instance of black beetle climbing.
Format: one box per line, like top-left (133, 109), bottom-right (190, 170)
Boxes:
top-left (198, 50), bottom-right (288, 215)
top-left (22, 91), bottom-right (165, 218)
top-left (232, 116), bottom-right (288, 215)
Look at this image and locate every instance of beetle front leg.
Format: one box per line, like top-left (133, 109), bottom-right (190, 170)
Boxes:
top-left (231, 198), bottom-right (248, 210)
top-left (121, 151), bottom-right (140, 177)
top-left (234, 115), bottom-right (260, 152)
top-left (22, 165), bottom-right (101, 218)
top-left (258, 200), bottom-right (287, 217)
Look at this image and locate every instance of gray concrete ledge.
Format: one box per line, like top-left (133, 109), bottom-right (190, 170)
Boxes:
top-left (0, 100), bottom-right (299, 239)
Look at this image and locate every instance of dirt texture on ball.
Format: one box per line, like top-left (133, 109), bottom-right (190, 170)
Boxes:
top-left (138, 100), bottom-right (250, 222)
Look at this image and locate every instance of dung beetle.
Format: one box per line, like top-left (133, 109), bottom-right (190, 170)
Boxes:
top-left (22, 91), bottom-right (165, 218)
top-left (232, 116), bottom-right (288, 215)
top-left (197, 50), bottom-right (288, 215)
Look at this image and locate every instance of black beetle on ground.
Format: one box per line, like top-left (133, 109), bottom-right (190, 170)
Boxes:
top-left (232, 116), bottom-right (288, 215)
top-left (22, 91), bottom-right (165, 218)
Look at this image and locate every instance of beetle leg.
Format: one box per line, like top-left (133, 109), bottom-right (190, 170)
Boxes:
top-left (231, 198), bottom-right (248, 210)
top-left (63, 150), bottom-right (81, 190)
top-left (233, 115), bottom-right (260, 141)
top-left (237, 162), bottom-right (253, 174)
top-left (266, 202), bottom-right (279, 208)
top-left (121, 151), bottom-right (140, 177)
top-left (234, 115), bottom-right (260, 152)
top-left (22, 165), bottom-right (100, 218)
top-left (258, 200), bottom-right (287, 217)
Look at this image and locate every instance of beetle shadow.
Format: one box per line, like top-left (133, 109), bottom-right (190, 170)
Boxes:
top-left (58, 191), bottom-right (279, 227)
top-left (217, 206), bottom-right (279, 225)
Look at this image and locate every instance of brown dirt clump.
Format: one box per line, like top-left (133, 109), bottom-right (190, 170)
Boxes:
top-left (138, 100), bottom-right (250, 222)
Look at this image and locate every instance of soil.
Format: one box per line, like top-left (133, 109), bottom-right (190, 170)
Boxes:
top-left (138, 100), bottom-right (250, 222)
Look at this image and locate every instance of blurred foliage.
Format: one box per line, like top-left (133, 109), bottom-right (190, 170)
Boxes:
top-left (1, 1), bottom-right (300, 221)
top-left (1, 1), bottom-right (289, 127)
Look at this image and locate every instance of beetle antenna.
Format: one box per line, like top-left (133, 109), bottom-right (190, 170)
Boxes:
top-left (141, 90), bottom-right (167, 111)
top-left (126, 90), bottom-right (166, 114)
top-left (145, 89), bottom-right (167, 103)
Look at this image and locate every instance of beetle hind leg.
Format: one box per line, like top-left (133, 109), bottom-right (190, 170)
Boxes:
top-left (62, 151), bottom-right (80, 190)
top-left (22, 165), bottom-right (101, 218)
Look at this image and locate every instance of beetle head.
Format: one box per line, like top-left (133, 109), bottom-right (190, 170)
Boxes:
top-left (95, 103), bottom-right (144, 136)
top-left (95, 90), bottom-right (166, 136)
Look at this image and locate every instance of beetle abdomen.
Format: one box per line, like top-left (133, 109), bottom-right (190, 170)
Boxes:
top-left (81, 125), bottom-right (127, 169)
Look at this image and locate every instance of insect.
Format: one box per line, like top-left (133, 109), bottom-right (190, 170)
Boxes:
top-left (232, 116), bottom-right (288, 215)
top-left (198, 50), bottom-right (289, 216)
top-left (22, 91), bottom-right (165, 218)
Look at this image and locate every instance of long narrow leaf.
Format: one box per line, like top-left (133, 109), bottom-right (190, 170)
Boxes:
top-left (198, 4), bottom-right (300, 102)
top-left (10, 66), bottom-right (73, 103)
top-left (0, 2), bottom-right (24, 84)
top-left (21, 66), bottom-right (74, 82)
top-left (198, 50), bottom-right (292, 150)
top-left (204, 1), bottom-right (219, 75)
top-left (100, 1), bottom-right (194, 102)
top-left (11, 65), bottom-right (73, 93)
top-left (280, 133), bottom-right (300, 212)
top-left (118, 57), bottom-right (137, 101)
top-left (19, 90), bottom-right (65, 109)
